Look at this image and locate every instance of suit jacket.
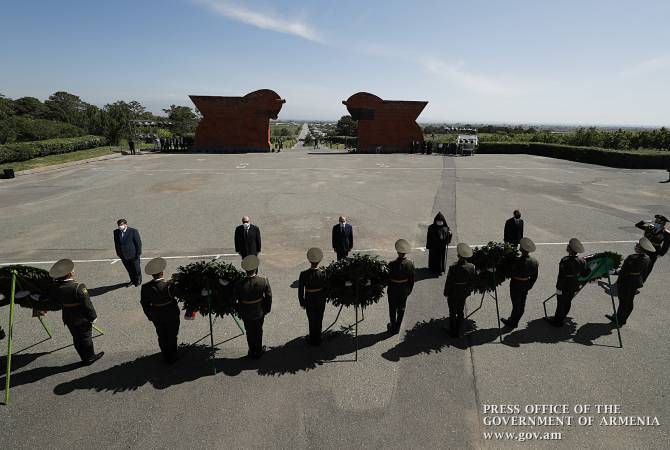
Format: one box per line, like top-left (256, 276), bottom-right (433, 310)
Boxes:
top-left (332, 223), bottom-right (354, 254)
top-left (504, 218), bottom-right (524, 245)
top-left (114, 227), bottom-right (142, 260)
top-left (235, 224), bottom-right (261, 257)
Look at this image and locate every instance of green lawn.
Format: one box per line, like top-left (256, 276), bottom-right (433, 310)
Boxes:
top-left (0, 146), bottom-right (122, 172)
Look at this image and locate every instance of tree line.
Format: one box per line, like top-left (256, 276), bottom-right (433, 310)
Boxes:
top-left (0, 92), bottom-right (199, 145)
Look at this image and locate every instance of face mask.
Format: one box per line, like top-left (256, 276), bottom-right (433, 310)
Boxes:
top-left (436, 221), bottom-right (444, 226)
top-left (654, 223), bottom-right (662, 231)
top-left (119, 225), bottom-right (127, 231)
top-left (243, 223), bottom-right (250, 228)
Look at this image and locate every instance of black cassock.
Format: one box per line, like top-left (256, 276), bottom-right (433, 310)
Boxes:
top-left (426, 212), bottom-right (452, 274)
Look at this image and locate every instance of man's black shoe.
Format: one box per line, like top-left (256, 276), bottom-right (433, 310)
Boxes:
top-left (84, 352), bottom-right (104, 366)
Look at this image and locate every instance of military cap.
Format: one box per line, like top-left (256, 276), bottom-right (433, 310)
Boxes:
top-left (145, 257), bottom-right (167, 275)
top-left (568, 238), bottom-right (584, 253)
top-left (49, 259), bottom-right (74, 278)
top-left (457, 243), bottom-right (473, 258)
top-left (241, 255), bottom-right (259, 271)
top-left (307, 247), bottom-right (323, 263)
top-left (654, 214), bottom-right (668, 223)
top-left (639, 237), bottom-right (655, 253)
top-left (395, 239), bottom-right (411, 254)
top-left (519, 237), bottom-right (536, 253)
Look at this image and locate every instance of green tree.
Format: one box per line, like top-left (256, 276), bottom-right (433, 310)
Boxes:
top-left (44, 91), bottom-right (89, 126)
top-left (163, 105), bottom-right (198, 135)
top-left (12, 96), bottom-right (48, 118)
top-left (103, 101), bottom-right (133, 145)
top-left (334, 115), bottom-right (358, 137)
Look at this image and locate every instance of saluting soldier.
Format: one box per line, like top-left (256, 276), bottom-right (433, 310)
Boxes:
top-left (443, 243), bottom-right (476, 337)
top-left (606, 238), bottom-right (653, 326)
top-left (546, 238), bottom-right (590, 327)
top-left (298, 248), bottom-right (327, 345)
top-left (501, 237), bottom-right (539, 329)
top-left (141, 257), bottom-right (180, 363)
top-left (234, 255), bottom-right (272, 358)
top-left (635, 214), bottom-right (670, 282)
top-left (49, 259), bottom-right (104, 365)
top-left (387, 239), bottom-right (415, 334)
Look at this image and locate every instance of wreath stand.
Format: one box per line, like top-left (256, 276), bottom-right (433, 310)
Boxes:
top-left (322, 279), bottom-right (366, 361)
top-left (542, 259), bottom-right (622, 348)
top-left (2, 270), bottom-right (106, 405)
top-left (465, 267), bottom-right (503, 343)
top-left (202, 291), bottom-right (245, 375)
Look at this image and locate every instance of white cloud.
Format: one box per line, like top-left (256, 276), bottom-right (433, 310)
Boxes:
top-left (419, 56), bottom-right (519, 96)
top-left (618, 55), bottom-right (670, 78)
top-left (196, 0), bottom-right (323, 43)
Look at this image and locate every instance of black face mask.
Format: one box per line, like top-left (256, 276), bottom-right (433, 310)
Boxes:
top-left (514, 215), bottom-right (521, 220)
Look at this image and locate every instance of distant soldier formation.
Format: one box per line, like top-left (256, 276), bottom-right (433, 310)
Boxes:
top-left (2, 213), bottom-right (667, 369)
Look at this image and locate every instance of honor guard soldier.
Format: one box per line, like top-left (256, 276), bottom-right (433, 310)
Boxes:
top-left (501, 237), bottom-right (539, 329)
top-left (635, 214), bottom-right (670, 282)
top-left (387, 239), bottom-right (415, 334)
top-left (234, 255), bottom-right (272, 358)
top-left (443, 243), bottom-right (476, 337)
top-left (298, 248), bottom-right (327, 345)
top-left (546, 238), bottom-right (590, 327)
top-left (141, 258), bottom-right (180, 363)
top-left (49, 259), bottom-right (104, 365)
top-left (606, 238), bottom-right (653, 326)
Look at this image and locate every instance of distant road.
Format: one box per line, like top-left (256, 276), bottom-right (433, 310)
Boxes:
top-left (292, 123), bottom-right (310, 148)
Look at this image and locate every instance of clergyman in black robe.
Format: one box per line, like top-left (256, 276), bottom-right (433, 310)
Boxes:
top-left (426, 212), bottom-right (452, 275)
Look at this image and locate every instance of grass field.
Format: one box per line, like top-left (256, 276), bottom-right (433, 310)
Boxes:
top-left (0, 146), bottom-right (121, 171)
top-left (270, 123), bottom-right (301, 137)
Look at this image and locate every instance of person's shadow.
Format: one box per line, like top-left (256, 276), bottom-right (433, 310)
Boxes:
top-left (573, 322), bottom-right (619, 347)
top-left (220, 330), bottom-right (391, 377)
top-left (382, 318), bottom-right (500, 360)
top-left (501, 318), bottom-right (578, 347)
top-left (54, 345), bottom-right (216, 395)
top-left (88, 282), bottom-right (127, 297)
top-left (1, 352), bottom-right (82, 393)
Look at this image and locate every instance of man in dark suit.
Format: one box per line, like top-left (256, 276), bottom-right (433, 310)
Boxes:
top-left (504, 210), bottom-right (524, 248)
top-left (113, 218), bottom-right (142, 286)
top-left (332, 216), bottom-right (354, 260)
top-left (235, 216), bottom-right (261, 258)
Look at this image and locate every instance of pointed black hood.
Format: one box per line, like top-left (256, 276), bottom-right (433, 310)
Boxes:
top-left (433, 212), bottom-right (447, 225)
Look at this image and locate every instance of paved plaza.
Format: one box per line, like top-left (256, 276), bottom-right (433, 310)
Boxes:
top-left (1, 149), bottom-right (668, 449)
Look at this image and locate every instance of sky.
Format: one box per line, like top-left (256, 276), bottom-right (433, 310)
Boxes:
top-left (1, 0), bottom-right (669, 126)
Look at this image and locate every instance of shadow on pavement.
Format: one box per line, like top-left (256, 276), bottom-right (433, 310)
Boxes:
top-left (52, 331), bottom-right (392, 395)
top-left (1, 354), bottom-right (81, 390)
top-left (502, 318), bottom-right (578, 347)
top-left (414, 267), bottom-right (441, 282)
top-left (573, 322), bottom-right (619, 347)
top-left (88, 282), bottom-right (128, 297)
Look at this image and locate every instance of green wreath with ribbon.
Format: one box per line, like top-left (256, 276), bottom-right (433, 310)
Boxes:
top-left (324, 253), bottom-right (389, 308)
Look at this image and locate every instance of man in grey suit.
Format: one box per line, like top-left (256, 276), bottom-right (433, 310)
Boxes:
top-left (114, 218), bottom-right (143, 286)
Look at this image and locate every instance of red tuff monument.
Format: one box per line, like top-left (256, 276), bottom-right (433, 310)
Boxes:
top-left (342, 92), bottom-right (427, 153)
top-left (189, 89), bottom-right (285, 153)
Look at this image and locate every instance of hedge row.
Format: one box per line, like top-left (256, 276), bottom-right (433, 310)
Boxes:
top-left (478, 142), bottom-right (670, 169)
top-left (0, 135), bottom-right (108, 164)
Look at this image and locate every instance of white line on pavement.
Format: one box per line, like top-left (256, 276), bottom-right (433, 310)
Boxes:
top-left (0, 240), bottom-right (638, 266)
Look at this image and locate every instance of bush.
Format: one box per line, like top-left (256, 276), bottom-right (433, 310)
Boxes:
top-left (478, 142), bottom-right (670, 169)
top-left (0, 116), bottom-right (86, 144)
top-left (0, 135), bottom-right (108, 163)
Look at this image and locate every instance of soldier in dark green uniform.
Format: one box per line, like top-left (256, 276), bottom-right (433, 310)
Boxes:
top-left (386, 239), bottom-right (415, 334)
top-left (501, 237), bottom-right (539, 329)
top-left (141, 257), bottom-right (180, 363)
top-left (635, 214), bottom-right (670, 282)
top-left (443, 243), bottom-right (476, 337)
top-left (546, 238), bottom-right (590, 327)
top-left (298, 248), bottom-right (327, 345)
top-left (234, 255), bottom-right (272, 358)
top-left (49, 259), bottom-right (104, 365)
top-left (606, 237), bottom-right (653, 326)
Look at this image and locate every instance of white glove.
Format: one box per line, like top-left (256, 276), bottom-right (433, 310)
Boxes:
top-left (15, 290), bottom-right (31, 299)
top-left (201, 288), bottom-right (211, 297)
top-left (92, 318), bottom-right (97, 324)
top-left (218, 279), bottom-right (229, 286)
top-left (555, 289), bottom-right (562, 295)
